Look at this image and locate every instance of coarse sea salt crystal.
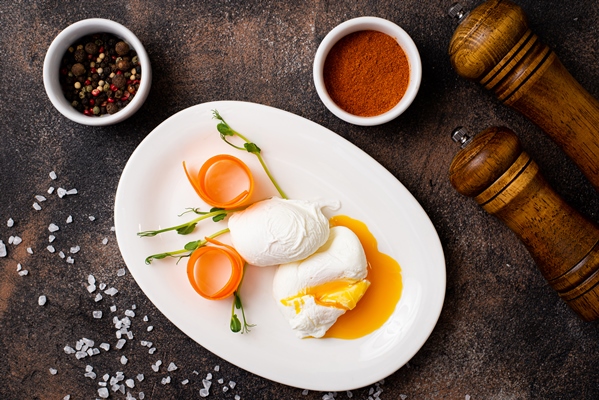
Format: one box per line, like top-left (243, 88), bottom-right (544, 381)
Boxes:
top-left (57, 188), bottom-right (67, 198)
top-left (98, 387), bottom-right (109, 398)
top-left (161, 376), bottom-right (171, 385)
top-left (63, 395), bottom-right (70, 400)
top-left (35, 195), bottom-right (47, 202)
top-left (48, 187), bottom-right (55, 194)
top-left (125, 309), bottom-right (135, 317)
top-left (48, 223), bottom-right (59, 232)
top-left (102, 237), bottom-right (108, 245)
top-left (105, 287), bottom-right (118, 296)
top-left (99, 343), bottom-right (110, 351)
top-left (49, 368), bottom-right (58, 375)
top-left (137, 374), bottom-right (144, 382)
top-left (38, 295), bottom-right (47, 306)
top-left (18, 270), bottom-right (29, 276)
top-left (302, 389), bottom-right (309, 395)
top-left (27, 247), bottom-right (33, 254)
top-left (33, 202), bottom-right (42, 211)
top-left (7, 218), bottom-right (14, 227)
top-left (94, 293), bottom-right (102, 302)
top-left (110, 305), bottom-right (117, 312)
top-left (47, 245), bottom-right (55, 253)
top-left (16, 263), bottom-right (21, 272)
top-left (49, 235), bottom-right (55, 243)
top-left (49, 171), bottom-right (57, 180)
top-left (64, 345), bottom-right (75, 354)
top-left (199, 388), bottom-right (210, 398)
top-left (148, 347), bottom-right (156, 354)
top-left (139, 392), bottom-right (145, 399)
top-left (70, 246), bottom-right (80, 254)
top-left (0, 240), bottom-right (6, 257)
top-left (116, 339), bottom-right (126, 349)
top-left (93, 311), bottom-right (102, 319)
top-left (58, 251), bottom-right (65, 259)
top-left (66, 257), bottom-right (74, 264)
top-left (12, 236), bottom-right (22, 245)
top-left (120, 355), bottom-right (128, 365)
top-left (66, 215), bottom-right (73, 223)
top-left (66, 188), bottom-right (77, 195)
top-left (167, 362), bottom-right (177, 372)
top-left (99, 283), bottom-right (107, 290)
top-left (147, 326), bottom-right (153, 332)
top-left (125, 379), bottom-right (135, 388)
top-left (181, 379), bottom-right (189, 385)
top-left (117, 268), bottom-right (126, 277)
top-left (89, 215), bottom-right (95, 221)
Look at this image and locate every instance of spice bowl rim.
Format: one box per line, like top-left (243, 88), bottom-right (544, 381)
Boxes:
top-left (313, 16), bottom-right (422, 126)
top-left (43, 18), bottom-right (152, 126)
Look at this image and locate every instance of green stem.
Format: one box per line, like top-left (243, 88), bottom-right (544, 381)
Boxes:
top-left (137, 210), bottom-right (227, 237)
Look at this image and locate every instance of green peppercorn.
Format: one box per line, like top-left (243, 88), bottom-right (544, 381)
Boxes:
top-left (93, 106), bottom-right (100, 115)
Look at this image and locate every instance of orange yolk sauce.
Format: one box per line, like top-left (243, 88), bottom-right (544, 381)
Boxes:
top-left (325, 215), bottom-right (403, 339)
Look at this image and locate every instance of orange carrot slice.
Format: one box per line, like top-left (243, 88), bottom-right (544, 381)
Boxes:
top-left (183, 155), bottom-right (254, 209)
top-left (187, 238), bottom-right (245, 300)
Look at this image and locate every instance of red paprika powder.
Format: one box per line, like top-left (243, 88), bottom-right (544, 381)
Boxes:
top-left (323, 30), bottom-right (410, 117)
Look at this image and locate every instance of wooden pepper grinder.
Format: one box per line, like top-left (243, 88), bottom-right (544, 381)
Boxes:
top-left (448, 0), bottom-right (599, 192)
top-left (449, 126), bottom-right (599, 321)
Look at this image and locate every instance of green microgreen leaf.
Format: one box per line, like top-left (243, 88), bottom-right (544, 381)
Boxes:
top-left (244, 142), bottom-right (261, 154)
top-left (176, 223), bottom-right (197, 235)
top-left (230, 314), bottom-right (242, 333)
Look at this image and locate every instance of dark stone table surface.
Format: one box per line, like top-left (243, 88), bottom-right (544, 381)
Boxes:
top-left (2, 1), bottom-right (599, 399)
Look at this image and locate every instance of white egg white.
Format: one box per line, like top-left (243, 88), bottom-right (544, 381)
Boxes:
top-left (228, 197), bottom-right (339, 267)
top-left (272, 225), bottom-right (368, 338)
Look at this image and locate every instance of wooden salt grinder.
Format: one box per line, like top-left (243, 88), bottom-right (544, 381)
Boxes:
top-left (448, 0), bottom-right (599, 192)
top-left (449, 126), bottom-right (599, 321)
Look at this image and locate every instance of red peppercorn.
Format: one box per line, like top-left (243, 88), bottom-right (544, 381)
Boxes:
top-left (116, 70), bottom-right (123, 75)
top-left (83, 108), bottom-right (93, 116)
top-left (99, 46), bottom-right (104, 53)
top-left (92, 89), bottom-right (100, 97)
top-left (110, 84), bottom-right (118, 92)
top-left (85, 79), bottom-right (91, 85)
top-left (87, 54), bottom-right (93, 60)
top-left (127, 80), bottom-right (133, 85)
top-left (89, 99), bottom-right (95, 106)
top-left (107, 98), bottom-right (115, 103)
top-left (90, 67), bottom-right (97, 74)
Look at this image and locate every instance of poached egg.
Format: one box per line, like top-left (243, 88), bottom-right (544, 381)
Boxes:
top-left (228, 197), bottom-right (339, 267)
top-left (272, 225), bottom-right (370, 338)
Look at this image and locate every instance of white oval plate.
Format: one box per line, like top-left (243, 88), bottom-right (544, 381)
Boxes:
top-left (114, 101), bottom-right (445, 392)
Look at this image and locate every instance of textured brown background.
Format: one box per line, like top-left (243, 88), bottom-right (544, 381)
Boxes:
top-left (1, 0), bottom-right (599, 399)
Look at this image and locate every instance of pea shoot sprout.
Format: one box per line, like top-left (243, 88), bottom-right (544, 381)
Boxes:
top-left (137, 207), bottom-right (227, 238)
top-left (213, 110), bottom-right (288, 199)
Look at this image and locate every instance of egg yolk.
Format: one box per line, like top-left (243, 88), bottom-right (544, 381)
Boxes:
top-left (324, 215), bottom-right (403, 339)
top-left (281, 279), bottom-right (371, 313)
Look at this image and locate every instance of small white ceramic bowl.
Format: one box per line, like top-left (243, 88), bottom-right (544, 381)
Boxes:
top-left (313, 17), bottom-right (422, 126)
top-left (43, 18), bottom-right (152, 126)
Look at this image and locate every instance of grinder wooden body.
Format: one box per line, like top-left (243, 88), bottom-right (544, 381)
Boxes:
top-left (449, 0), bottom-right (599, 191)
top-left (449, 127), bottom-right (599, 321)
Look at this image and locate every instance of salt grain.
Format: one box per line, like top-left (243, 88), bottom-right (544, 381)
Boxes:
top-left (12, 236), bottom-right (22, 245)
top-left (66, 256), bottom-right (74, 264)
top-left (116, 339), bottom-right (126, 349)
top-left (63, 396), bottom-right (70, 400)
top-left (33, 202), bottom-right (42, 210)
top-left (465, 396), bottom-right (471, 400)
top-left (125, 309), bottom-right (135, 317)
top-left (99, 283), bottom-right (107, 290)
top-left (64, 345), bottom-right (75, 354)
top-left (84, 371), bottom-right (97, 379)
top-left (117, 268), bottom-right (126, 277)
top-left (167, 362), bottom-right (178, 372)
top-left (223, 386), bottom-right (229, 393)
top-left (26, 247), bottom-right (33, 254)
top-left (18, 270), bottom-right (29, 276)
top-left (16, 263), bottom-right (21, 272)
top-left (143, 315), bottom-right (148, 322)
top-left (48, 187), bottom-right (55, 194)
top-left (66, 188), bottom-right (78, 195)
top-left (139, 392), bottom-right (145, 399)
top-left (57, 188), bottom-right (67, 198)
top-left (120, 355), bottom-right (128, 365)
top-left (200, 388), bottom-right (210, 397)
top-left (136, 374), bottom-right (145, 382)
top-left (148, 347), bottom-right (156, 354)
top-left (181, 379), bottom-right (189, 385)
top-left (94, 293), bottom-right (102, 302)
top-left (217, 378), bottom-right (224, 384)
top-left (100, 343), bottom-right (110, 351)
top-left (35, 195), bottom-right (47, 202)
top-left (49, 235), bottom-right (55, 242)
top-left (347, 391), bottom-right (353, 398)
top-left (110, 305), bottom-right (117, 312)
top-left (93, 311), bottom-right (102, 319)
top-left (105, 287), bottom-right (118, 296)
top-left (214, 365), bottom-right (220, 372)
top-left (47, 245), bottom-right (55, 253)
top-left (152, 360), bottom-right (162, 372)
top-left (229, 381), bottom-right (236, 389)
top-left (302, 389), bottom-right (309, 395)
top-left (98, 387), bottom-right (109, 398)
top-left (7, 218), bottom-right (14, 227)
top-left (58, 251), bottom-right (65, 259)
top-left (147, 326), bottom-right (153, 332)
top-left (89, 215), bottom-right (95, 221)
top-left (70, 245), bottom-right (80, 253)
top-left (125, 378), bottom-right (135, 388)
top-left (49, 171), bottom-right (57, 180)
top-left (161, 376), bottom-right (171, 385)
top-left (0, 240), bottom-right (6, 257)
top-left (102, 237), bottom-right (108, 245)
top-left (75, 351), bottom-right (87, 359)
top-left (49, 368), bottom-right (57, 375)
top-left (87, 284), bottom-right (96, 293)
top-left (38, 295), bottom-right (47, 306)
top-left (66, 215), bottom-right (73, 223)
top-left (48, 223), bottom-right (59, 232)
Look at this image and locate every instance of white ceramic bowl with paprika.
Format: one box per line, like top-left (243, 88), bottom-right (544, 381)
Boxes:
top-left (313, 17), bottom-right (422, 126)
top-left (43, 18), bottom-right (152, 126)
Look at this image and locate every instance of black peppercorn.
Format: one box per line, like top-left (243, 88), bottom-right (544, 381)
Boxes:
top-left (74, 48), bottom-right (86, 63)
top-left (85, 42), bottom-right (99, 55)
top-left (106, 103), bottom-right (119, 114)
top-left (112, 74), bottom-right (126, 89)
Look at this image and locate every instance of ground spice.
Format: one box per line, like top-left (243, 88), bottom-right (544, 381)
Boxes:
top-left (323, 30), bottom-right (410, 117)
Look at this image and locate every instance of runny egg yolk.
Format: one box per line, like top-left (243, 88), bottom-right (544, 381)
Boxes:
top-left (324, 215), bottom-right (403, 339)
top-left (280, 279), bottom-right (371, 313)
